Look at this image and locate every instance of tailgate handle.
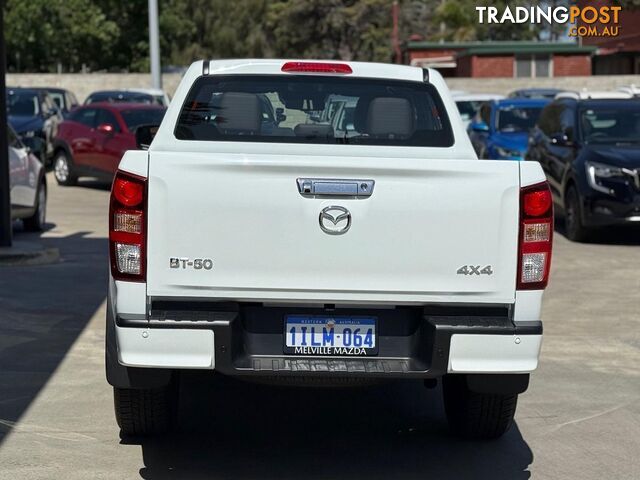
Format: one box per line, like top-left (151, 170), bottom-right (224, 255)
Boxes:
top-left (297, 178), bottom-right (375, 197)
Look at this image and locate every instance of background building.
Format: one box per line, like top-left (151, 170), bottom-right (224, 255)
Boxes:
top-left (579, 0), bottom-right (640, 75)
top-left (405, 41), bottom-right (595, 78)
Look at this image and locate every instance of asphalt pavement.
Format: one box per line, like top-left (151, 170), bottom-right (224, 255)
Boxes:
top-left (0, 173), bottom-right (639, 479)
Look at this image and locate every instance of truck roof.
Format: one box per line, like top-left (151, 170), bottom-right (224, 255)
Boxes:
top-left (203, 59), bottom-right (428, 83)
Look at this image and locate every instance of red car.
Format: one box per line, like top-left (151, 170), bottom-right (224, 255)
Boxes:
top-left (52, 103), bottom-right (166, 185)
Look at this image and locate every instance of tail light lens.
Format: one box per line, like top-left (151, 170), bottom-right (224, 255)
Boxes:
top-left (517, 182), bottom-right (553, 290)
top-left (109, 170), bottom-right (146, 281)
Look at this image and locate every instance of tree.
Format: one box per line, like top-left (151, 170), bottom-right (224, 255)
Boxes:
top-left (5, 0), bottom-right (118, 72)
top-left (5, 0), bottom-right (569, 73)
top-left (432, 0), bottom-right (542, 42)
top-left (266, 0), bottom-right (393, 61)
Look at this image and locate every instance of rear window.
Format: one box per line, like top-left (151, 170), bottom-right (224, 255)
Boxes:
top-left (456, 101), bottom-right (483, 121)
top-left (496, 106), bottom-right (543, 133)
top-left (121, 108), bottom-right (166, 131)
top-left (86, 92), bottom-right (154, 104)
top-left (175, 75), bottom-right (454, 147)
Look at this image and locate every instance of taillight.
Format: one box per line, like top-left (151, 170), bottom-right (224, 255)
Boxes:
top-left (109, 170), bottom-right (146, 282)
top-left (281, 61), bottom-right (353, 74)
top-left (517, 182), bottom-right (553, 290)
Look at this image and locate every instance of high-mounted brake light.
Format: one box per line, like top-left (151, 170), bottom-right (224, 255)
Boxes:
top-left (281, 61), bottom-right (353, 74)
top-left (517, 182), bottom-right (553, 290)
top-left (109, 170), bottom-right (147, 282)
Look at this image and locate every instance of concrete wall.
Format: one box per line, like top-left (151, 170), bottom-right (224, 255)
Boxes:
top-left (445, 74), bottom-right (640, 95)
top-left (6, 72), bottom-right (640, 101)
top-left (6, 73), bottom-right (184, 103)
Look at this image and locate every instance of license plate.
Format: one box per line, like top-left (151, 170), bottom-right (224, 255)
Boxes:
top-left (284, 315), bottom-right (377, 356)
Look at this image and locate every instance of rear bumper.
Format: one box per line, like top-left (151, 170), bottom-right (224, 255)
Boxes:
top-left (113, 304), bottom-right (542, 379)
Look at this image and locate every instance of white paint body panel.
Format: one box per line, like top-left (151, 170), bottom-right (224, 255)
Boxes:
top-left (520, 160), bottom-right (547, 188)
top-left (116, 326), bottom-right (215, 369)
top-left (117, 150), bottom-right (149, 178)
top-left (448, 334), bottom-right (542, 373)
top-left (513, 290), bottom-right (543, 323)
top-left (146, 153), bottom-right (521, 304)
top-left (113, 280), bottom-right (146, 315)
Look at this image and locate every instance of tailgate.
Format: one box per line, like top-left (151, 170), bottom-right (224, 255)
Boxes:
top-left (146, 151), bottom-right (520, 304)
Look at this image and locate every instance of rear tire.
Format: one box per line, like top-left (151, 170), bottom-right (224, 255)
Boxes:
top-left (443, 374), bottom-right (518, 440)
top-left (23, 180), bottom-right (47, 231)
top-left (53, 150), bottom-right (77, 186)
top-left (114, 384), bottom-right (177, 436)
top-left (564, 186), bottom-right (590, 242)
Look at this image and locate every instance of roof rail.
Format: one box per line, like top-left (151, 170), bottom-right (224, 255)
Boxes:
top-left (555, 90), bottom-right (633, 100)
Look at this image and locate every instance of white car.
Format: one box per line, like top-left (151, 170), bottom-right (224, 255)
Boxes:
top-left (106, 59), bottom-right (553, 439)
top-left (452, 92), bottom-right (505, 128)
top-left (555, 90), bottom-right (633, 100)
top-left (616, 85), bottom-right (640, 98)
top-left (7, 125), bottom-right (47, 231)
top-left (126, 88), bottom-right (171, 107)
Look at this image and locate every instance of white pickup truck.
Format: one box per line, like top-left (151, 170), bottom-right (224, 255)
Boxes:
top-left (106, 59), bottom-right (553, 439)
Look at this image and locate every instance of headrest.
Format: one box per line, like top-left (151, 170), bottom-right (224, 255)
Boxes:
top-left (353, 96), bottom-right (372, 133)
top-left (294, 124), bottom-right (334, 139)
top-left (366, 97), bottom-right (414, 138)
top-left (217, 92), bottom-right (261, 134)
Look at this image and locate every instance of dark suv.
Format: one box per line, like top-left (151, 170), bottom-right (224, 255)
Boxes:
top-left (527, 97), bottom-right (640, 241)
top-left (6, 87), bottom-right (64, 164)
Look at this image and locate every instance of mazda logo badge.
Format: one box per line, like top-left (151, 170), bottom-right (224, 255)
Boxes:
top-left (319, 206), bottom-right (351, 235)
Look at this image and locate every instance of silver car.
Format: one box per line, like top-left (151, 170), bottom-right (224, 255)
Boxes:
top-left (7, 124), bottom-right (47, 231)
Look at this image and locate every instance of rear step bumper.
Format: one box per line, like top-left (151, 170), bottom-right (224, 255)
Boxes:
top-left (114, 304), bottom-right (542, 378)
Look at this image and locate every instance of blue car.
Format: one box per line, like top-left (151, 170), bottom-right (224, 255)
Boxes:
top-left (467, 98), bottom-right (550, 161)
top-left (6, 87), bottom-right (64, 164)
top-left (508, 88), bottom-right (563, 100)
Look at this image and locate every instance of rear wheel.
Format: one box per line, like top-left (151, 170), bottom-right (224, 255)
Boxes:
top-left (564, 186), bottom-right (590, 242)
top-left (23, 180), bottom-right (47, 231)
top-left (113, 383), bottom-right (177, 436)
top-left (53, 150), bottom-right (77, 186)
top-left (443, 374), bottom-right (518, 440)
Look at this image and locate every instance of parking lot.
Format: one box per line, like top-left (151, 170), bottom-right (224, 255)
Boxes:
top-left (0, 173), bottom-right (637, 479)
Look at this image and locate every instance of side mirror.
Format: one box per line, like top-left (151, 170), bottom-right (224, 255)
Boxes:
top-left (135, 124), bottom-right (160, 150)
top-left (97, 123), bottom-right (115, 135)
top-left (471, 121), bottom-right (490, 132)
top-left (22, 136), bottom-right (45, 157)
